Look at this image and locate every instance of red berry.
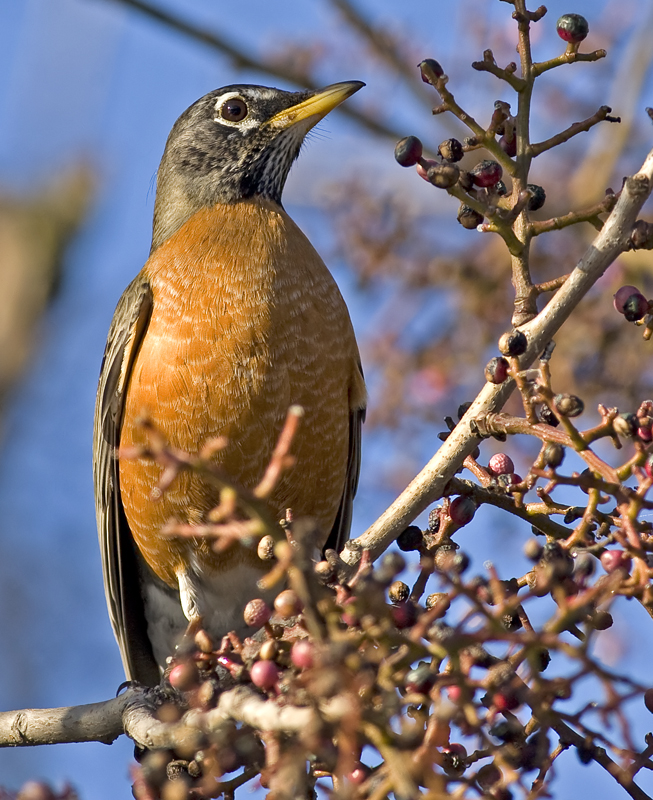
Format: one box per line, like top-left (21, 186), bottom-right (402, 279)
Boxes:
top-left (470, 159), bottom-right (503, 187)
top-left (250, 659), bottom-right (279, 690)
top-left (638, 426), bottom-right (653, 443)
top-left (499, 134), bottom-right (516, 157)
top-left (449, 495), bottom-right (477, 526)
top-left (291, 640), bottom-right (314, 670)
top-left (492, 689), bottom-right (521, 712)
top-left (613, 285), bottom-right (642, 313)
top-left (341, 596), bottom-right (359, 627)
top-left (556, 13), bottom-right (589, 44)
top-left (443, 742), bottom-right (467, 758)
top-left (392, 600), bottom-right (418, 629)
top-left (646, 453), bottom-right (653, 479)
top-left (243, 598), bottom-right (271, 628)
top-left (600, 549), bottom-right (631, 574)
top-left (485, 356), bottom-right (510, 384)
top-left (394, 135), bottom-right (423, 167)
top-left (447, 684), bottom-right (464, 702)
top-left (488, 453), bottom-right (515, 476)
top-left (168, 661), bottom-right (200, 691)
top-left (416, 158), bottom-right (438, 182)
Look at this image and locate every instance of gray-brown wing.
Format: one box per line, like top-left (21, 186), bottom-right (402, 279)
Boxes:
top-left (93, 276), bottom-right (159, 684)
top-left (324, 363), bottom-right (366, 555)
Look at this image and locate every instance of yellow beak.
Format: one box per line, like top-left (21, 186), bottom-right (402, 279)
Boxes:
top-left (268, 81), bottom-right (365, 130)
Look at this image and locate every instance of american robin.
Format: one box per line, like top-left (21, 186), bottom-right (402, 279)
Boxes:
top-left (93, 81), bottom-right (366, 685)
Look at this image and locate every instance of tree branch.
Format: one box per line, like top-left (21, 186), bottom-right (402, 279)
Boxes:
top-left (0, 684), bottom-right (348, 749)
top-left (341, 147), bottom-right (653, 570)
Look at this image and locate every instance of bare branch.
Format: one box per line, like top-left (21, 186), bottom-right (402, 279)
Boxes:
top-left (530, 106), bottom-right (621, 157)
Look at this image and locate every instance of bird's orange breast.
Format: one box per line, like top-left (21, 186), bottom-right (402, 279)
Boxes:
top-left (118, 197), bottom-right (363, 587)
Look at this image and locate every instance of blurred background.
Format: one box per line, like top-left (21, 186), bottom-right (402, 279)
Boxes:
top-left (0, 0), bottom-right (653, 797)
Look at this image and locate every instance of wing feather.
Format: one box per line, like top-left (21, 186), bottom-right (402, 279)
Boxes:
top-left (93, 277), bottom-right (159, 684)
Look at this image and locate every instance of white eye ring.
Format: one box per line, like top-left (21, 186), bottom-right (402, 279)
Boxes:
top-left (213, 92), bottom-right (258, 130)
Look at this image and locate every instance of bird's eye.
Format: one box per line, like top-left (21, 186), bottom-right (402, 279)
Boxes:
top-left (220, 97), bottom-right (248, 122)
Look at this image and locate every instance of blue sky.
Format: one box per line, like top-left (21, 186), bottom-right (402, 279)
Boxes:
top-left (0, 0), bottom-right (652, 797)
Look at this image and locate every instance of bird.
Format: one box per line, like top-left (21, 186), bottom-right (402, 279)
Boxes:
top-left (93, 81), bottom-right (367, 685)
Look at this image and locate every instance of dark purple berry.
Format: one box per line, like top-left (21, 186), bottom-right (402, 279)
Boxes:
top-left (524, 538), bottom-right (543, 561)
top-left (419, 58), bottom-right (444, 84)
top-left (425, 592), bottom-right (450, 613)
top-left (438, 138), bottom-right (464, 162)
top-left (623, 292), bottom-right (649, 322)
top-left (485, 356), bottom-right (510, 384)
top-left (573, 551), bottom-right (595, 578)
top-left (556, 13), bottom-right (589, 44)
top-left (614, 412), bottom-right (637, 438)
top-left (388, 580), bottom-right (410, 603)
top-left (428, 507), bottom-right (441, 532)
top-left (589, 609), bottom-right (613, 630)
top-left (542, 442), bottom-right (565, 468)
top-left (449, 495), bottom-right (477, 526)
top-left (489, 719), bottom-right (523, 743)
top-left (405, 664), bottom-right (436, 694)
top-left (477, 763), bottom-right (502, 789)
top-left (394, 135), bottom-right (423, 167)
top-left (539, 404), bottom-right (560, 427)
top-left (426, 162), bottom-right (460, 189)
top-left (553, 393), bottom-right (584, 418)
top-left (526, 184), bottom-right (546, 211)
top-left (392, 600), bottom-right (418, 629)
top-left (457, 204), bottom-right (483, 229)
top-left (470, 159), bottom-right (503, 187)
top-left (457, 170), bottom-right (474, 191)
top-left (397, 525), bottom-right (423, 552)
top-left (498, 329), bottom-right (527, 357)
top-left (613, 285), bottom-right (642, 313)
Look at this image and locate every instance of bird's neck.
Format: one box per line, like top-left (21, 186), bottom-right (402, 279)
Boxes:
top-left (151, 176), bottom-right (285, 254)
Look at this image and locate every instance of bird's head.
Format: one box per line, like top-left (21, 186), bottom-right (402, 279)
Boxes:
top-left (151, 81), bottom-right (364, 250)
